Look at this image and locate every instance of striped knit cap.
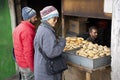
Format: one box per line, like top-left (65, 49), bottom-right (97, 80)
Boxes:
top-left (40, 6), bottom-right (59, 21)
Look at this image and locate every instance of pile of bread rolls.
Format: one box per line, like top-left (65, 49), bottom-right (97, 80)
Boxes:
top-left (64, 37), bottom-right (84, 51)
top-left (64, 37), bottom-right (111, 59)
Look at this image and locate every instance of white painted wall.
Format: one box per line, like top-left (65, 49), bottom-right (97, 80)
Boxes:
top-left (8, 0), bottom-right (16, 32)
top-left (111, 0), bottom-right (120, 80)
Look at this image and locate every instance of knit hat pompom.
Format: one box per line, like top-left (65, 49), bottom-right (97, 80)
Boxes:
top-left (22, 7), bottom-right (36, 20)
top-left (40, 6), bottom-right (59, 21)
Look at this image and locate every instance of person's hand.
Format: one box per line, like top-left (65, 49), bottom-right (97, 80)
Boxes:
top-left (59, 37), bottom-right (66, 43)
top-left (59, 37), bottom-right (66, 48)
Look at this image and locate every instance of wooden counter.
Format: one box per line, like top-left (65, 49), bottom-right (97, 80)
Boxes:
top-left (62, 62), bottom-right (111, 80)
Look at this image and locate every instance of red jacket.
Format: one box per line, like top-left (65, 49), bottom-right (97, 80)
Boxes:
top-left (13, 21), bottom-right (35, 72)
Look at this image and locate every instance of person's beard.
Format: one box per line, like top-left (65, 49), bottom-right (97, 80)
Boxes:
top-left (30, 19), bottom-right (36, 25)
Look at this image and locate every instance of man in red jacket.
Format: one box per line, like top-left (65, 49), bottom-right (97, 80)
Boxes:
top-left (13, 6), bottom-right (37, 80)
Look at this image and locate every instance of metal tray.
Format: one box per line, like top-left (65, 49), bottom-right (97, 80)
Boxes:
top-left (63, 53), bottom-right (111, 69)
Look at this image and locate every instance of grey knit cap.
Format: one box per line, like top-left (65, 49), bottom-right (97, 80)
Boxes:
top-left (22, 7), bottom-right (36, 20)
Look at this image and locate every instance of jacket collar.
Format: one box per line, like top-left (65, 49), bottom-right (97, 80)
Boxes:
top-left (41, 21), bottom-right (55, 33)
top-left (21, 21), bottom-right (35, 29)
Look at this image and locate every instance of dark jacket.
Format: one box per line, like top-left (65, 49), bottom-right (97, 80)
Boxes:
top-left (87, 36), bottom-right (98, 44)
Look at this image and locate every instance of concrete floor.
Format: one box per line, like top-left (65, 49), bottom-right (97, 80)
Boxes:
top-left (6, 74), bottom-right (19, 80)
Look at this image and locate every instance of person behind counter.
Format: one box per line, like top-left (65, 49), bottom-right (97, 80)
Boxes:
top-left (87, 26), bottom-right (98, 44)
